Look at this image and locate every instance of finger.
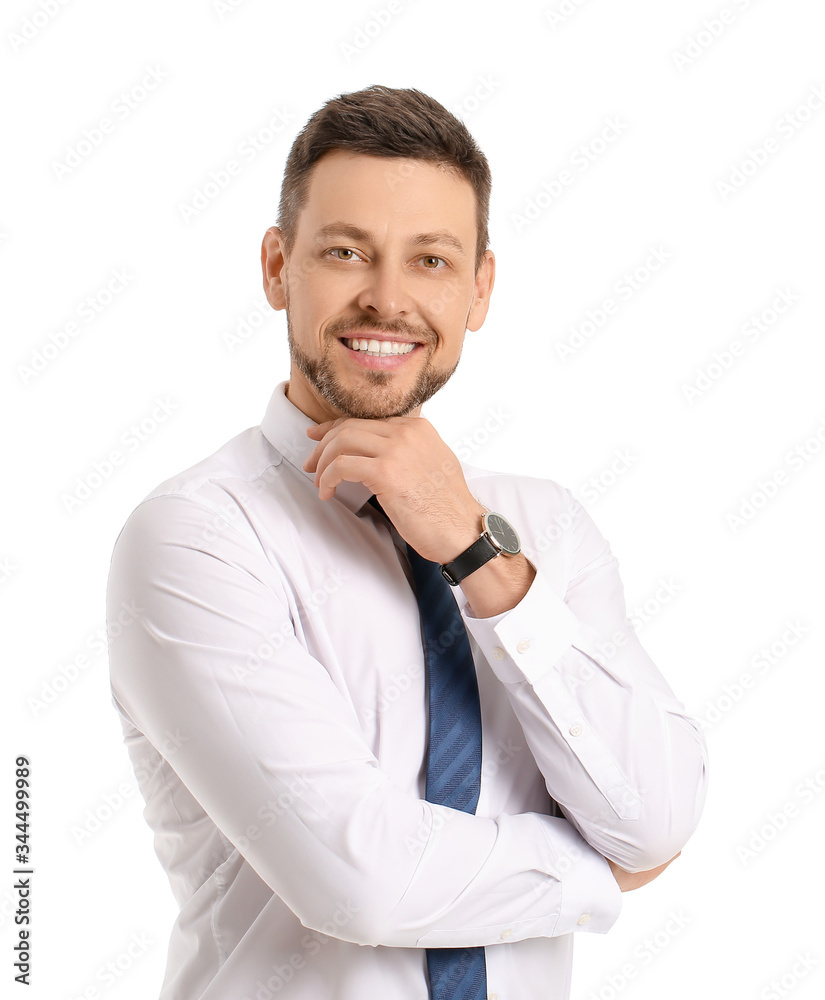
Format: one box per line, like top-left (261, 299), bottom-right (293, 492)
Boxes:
top-left (303, 425), bottom-right (343, 473)
top-left (305, 419), bottom-right (342, 439)
top-left (303, 419), bottom-right (347, 471)
top-left (316, 454), bottom-right (378, 501)
top-left (303, 419), bottom-right (394, 472)
top-left (307, 417), bottom-right (398, 439)
top-left (309, 428), bottom-right (391, 482)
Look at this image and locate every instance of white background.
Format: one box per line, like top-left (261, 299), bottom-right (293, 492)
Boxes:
top-left (3, 1), bottom-right (824, 997)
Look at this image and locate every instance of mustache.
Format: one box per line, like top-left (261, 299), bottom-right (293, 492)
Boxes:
top-left (325, 315), bottom-right (435, 345)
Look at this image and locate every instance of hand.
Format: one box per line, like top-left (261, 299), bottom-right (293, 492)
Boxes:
top-left (606, 852), bottom-right (681, 892)
top-left (303, 416), bottom-right (484, 564)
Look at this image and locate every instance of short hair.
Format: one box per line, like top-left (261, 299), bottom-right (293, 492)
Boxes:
top-left (277, 85), bottom-right (491, 270)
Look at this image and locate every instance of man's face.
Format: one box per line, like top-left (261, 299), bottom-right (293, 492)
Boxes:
top-left (261, 150), bottom-right (495, 423)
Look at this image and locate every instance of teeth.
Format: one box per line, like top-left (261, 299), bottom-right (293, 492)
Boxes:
top-left (345, 338), bottom-right (416, 356)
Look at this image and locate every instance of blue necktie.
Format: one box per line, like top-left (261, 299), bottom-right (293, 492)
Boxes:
top-left (369, 496), bottom-right (487, 1000)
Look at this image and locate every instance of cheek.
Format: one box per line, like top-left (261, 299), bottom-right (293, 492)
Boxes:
top-left (427, 281), bottom-right (473, 328)
top-left (300, 276), bottom-right (348, 321)
top-left (429, 310), bottom-right (466, 354)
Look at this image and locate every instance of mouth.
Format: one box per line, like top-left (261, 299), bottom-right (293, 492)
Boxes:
top-left (342, 336), bottom-right (418, 357)
top-left (336, 331), bottom-right (427, 370)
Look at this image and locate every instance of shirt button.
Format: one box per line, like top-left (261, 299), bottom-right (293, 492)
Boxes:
top-left (516, 639), bottom-right (530, 653)
top-left (569, 723), bottom-right (583, 737)
top-left (492, 646), bottom-right (505, 660)
top-left (500, 928), bottom-right (513, 940)
top-left (577, 912), bottom-right (591, 925)
top-left (488, 994), bottom-right (499, 1000)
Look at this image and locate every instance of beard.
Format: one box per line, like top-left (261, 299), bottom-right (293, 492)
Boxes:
top-left (287, 313), bottom-right (460, 420)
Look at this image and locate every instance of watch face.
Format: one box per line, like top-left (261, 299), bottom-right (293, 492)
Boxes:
top-left (485, 513), bottom-right (521, 555)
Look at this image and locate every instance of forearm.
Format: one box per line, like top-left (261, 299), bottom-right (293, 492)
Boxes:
top-left (459, 550), bottom-right (536, 619)
top-left (462, 566), bottom-right (708, 871)
top-left (108, 493), bottom-right (622, 950)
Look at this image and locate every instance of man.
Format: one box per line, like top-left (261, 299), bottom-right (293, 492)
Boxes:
top-left (107, 86), bottom-right (708, 1000)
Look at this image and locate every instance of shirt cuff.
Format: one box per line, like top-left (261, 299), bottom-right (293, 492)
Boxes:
top-left (540, 816), bottom-right (623, 936)
top-left (460, 567), bottom-right (580, 686)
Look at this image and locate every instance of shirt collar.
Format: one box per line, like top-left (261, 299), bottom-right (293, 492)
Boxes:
top-left (260, 381), bottom-right (373, 515)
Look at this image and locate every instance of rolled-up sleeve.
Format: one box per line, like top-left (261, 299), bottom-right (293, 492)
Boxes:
top-left (107, 492), bottom-right (623, 950)
top-left (461, 491), bottom-right (709, 873)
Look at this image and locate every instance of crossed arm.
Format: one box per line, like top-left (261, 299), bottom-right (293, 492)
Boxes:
top-left (108, 415), bottom-right (707, 946)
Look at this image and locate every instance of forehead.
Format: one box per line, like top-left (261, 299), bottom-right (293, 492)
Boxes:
top-left (296, 150), bottom-right (477, 242)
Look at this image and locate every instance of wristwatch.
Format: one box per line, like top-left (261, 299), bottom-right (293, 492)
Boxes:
top-left (440, 511), bottom-right (521, 586)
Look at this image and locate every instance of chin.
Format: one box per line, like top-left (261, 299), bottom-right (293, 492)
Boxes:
top-left (290, 336), bottom-right (457, 421)
top-left (331, 386), bottom-right (423, 420)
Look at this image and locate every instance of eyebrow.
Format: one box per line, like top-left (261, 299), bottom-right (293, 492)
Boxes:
top-left (312, 223), bottom-right (468, 259)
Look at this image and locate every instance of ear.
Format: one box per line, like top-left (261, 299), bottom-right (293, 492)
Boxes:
top-left (466, 250), bottom-right (495, 332)
top-left (261, 226), bottom-right (288, 311)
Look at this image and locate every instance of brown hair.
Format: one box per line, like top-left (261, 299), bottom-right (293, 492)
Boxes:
top-left (277, 85), bottom-right (491, 270)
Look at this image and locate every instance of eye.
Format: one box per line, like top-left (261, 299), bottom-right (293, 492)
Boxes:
top-left (419, 255), bottom-right (447, 269)
top-left (329, 248), bottom-right (364, 262)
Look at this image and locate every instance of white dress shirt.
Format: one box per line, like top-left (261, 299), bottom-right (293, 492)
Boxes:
top-left (106, 380), bottom-right (708, 1000)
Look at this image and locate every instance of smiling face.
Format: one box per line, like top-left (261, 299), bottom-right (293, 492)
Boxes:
top-left (261, 150), bottom-right (495, 423)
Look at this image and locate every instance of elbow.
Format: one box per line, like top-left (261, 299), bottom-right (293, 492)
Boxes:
top-left (297, 895), bottom-right (400, 949)
top-left (296, 896), bottom-right (379, 947)
top-left (608, 825), bottom-right (694, 874)
top-left (605, 749), bottom-right (709, 872)
top-left (283, 795), bottom-right (438, 948)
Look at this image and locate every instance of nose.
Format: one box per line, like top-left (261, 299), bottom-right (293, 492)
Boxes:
top-left (356, 259), bottom-right (414, 320)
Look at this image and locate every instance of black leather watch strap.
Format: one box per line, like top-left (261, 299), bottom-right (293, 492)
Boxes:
top-left (440, 533), bottom-right (499, 586)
